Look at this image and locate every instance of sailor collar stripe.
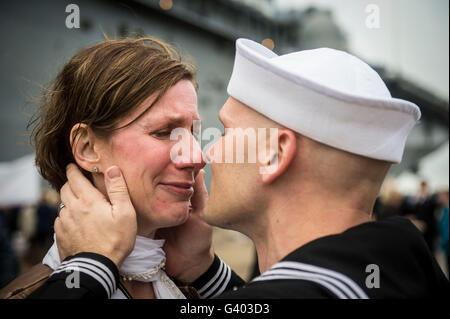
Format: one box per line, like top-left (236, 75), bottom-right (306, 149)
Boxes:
top-left (196, 257), bottom-right (232, 299)
top-left (52, 256), bottom-right (117, 298)
top-left (252, 261), bottom-right (369, 299)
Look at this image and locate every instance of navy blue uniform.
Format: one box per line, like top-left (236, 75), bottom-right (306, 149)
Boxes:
top-left (28, 217), bottom-right (448, 299)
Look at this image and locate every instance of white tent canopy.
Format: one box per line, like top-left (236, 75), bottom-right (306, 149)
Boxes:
top-left (0, 154), bottom-right (41, 207)
top-left (394, 171), bottom-right (422, 196)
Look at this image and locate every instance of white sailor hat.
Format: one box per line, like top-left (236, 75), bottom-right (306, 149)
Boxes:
top-left (227, 38), bottom-right (421, 163)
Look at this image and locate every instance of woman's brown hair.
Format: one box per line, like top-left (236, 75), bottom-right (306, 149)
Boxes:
top-left (28, 37), bottom-right (197, 191)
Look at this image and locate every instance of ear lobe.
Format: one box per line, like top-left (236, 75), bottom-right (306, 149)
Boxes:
top-left (261, 130), bottom-right (297, 185)
top-left (70, 123), bottom-right (101, 172)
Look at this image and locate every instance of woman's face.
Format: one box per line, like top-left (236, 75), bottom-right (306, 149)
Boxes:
top-left (96, 80), bottom-right (205, 237)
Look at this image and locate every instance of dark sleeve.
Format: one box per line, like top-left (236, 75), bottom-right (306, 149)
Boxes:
top-left (190, 254), bottom-right (245, 299)
top-left (28, 252), bottom-right (119, 299)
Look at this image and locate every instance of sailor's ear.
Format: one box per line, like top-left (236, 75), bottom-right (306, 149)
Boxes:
top-left (260, 129), bottom-right (296, 184)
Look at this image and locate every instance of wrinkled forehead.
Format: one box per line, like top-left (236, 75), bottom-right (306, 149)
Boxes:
top-left (121, 80), bottom-right (199, 128)
top-left (151, 89), bottom-right (199, 121)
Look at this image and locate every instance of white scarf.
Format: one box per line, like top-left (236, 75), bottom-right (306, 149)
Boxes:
top-left (43, 235), bottom-right (186, 299)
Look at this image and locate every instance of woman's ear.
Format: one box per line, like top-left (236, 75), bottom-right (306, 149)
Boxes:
top-left (70, 123), bottom-right (102, 173)
top-left (260, 129), bottom-right (297, 185)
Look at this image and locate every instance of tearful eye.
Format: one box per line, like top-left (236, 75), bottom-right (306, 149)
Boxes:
top-left (192, 121), bottom-right (201, 141)
top-left (153, 131), bottom-right (171, 138)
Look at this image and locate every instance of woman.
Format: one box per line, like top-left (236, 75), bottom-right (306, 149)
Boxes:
top-left (11, 37), bottom-right (205, 298)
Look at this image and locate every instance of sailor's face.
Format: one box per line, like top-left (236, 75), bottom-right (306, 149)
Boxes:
top-left (204, 97), bottom-right (262, 229)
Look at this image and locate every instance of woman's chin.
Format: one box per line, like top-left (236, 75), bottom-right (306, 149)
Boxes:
top-left (147, 201), bottom-right (191, 227)
top-left (168, 205), bottom-right (190, 225)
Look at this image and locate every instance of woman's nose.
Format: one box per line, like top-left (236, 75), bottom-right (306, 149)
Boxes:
top-left (174, 133), bottom-right (206, 170)
top-left (192, 138), bottom-right (206, 170)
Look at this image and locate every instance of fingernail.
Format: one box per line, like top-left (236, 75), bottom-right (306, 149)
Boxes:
top-left (107, 166), bottom-right (121, 179)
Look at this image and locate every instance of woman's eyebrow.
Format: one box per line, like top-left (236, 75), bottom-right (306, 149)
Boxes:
top-left (167, 115), bottom-right (202, 125)
top-left (167, 116), bottom-right (185, 125)
top-left (142, 115), bottom-right (183, 127)
top-left (142, 113), bottom-right (199, 129)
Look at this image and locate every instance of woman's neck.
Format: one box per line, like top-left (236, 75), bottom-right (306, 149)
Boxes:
top-left (136, 228), bottom-right (156, 239)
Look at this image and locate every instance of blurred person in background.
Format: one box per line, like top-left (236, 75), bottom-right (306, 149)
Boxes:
top-left (373, 188), bottom-right (405, 221)
top-left (0, 206), bottom-right (20, 289)
top-left (23, 190), bottom-right (59, 268)
top-left (0, 206), bottom-right (21, 240)
top-left (397, 180), bottom-right (443, 252)
top-left (437, 190), bottom-right (449, 274)
top-left (374, 178), bottom-right (449, 276)
top-left (33, 190), bottom-right (59, 250)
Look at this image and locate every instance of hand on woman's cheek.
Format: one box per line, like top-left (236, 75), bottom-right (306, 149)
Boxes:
top-left (56, 164), bottom-right (137, 267)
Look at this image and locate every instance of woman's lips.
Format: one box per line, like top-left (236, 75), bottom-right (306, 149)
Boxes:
top-left (159, 182), bottom-right (194, 198)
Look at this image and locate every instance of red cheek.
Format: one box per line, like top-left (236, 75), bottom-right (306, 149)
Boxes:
top-left (111, 131), bottom-right (172, 169)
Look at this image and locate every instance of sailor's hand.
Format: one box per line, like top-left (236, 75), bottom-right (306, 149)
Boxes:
top-left (156, 169), bottom-right (214, 283)
top-left (55, 164), bottom-right (137, 268)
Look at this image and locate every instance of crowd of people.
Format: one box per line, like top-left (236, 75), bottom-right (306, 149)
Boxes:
top-left (374, 180), bottom-right (449, 275)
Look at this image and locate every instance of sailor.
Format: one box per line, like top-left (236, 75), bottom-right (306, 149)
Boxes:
top-left (190, 38), bottom-right (448, 298)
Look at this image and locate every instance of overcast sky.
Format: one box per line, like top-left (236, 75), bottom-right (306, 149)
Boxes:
top-left (273, 0), bottom-right (449, 102)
